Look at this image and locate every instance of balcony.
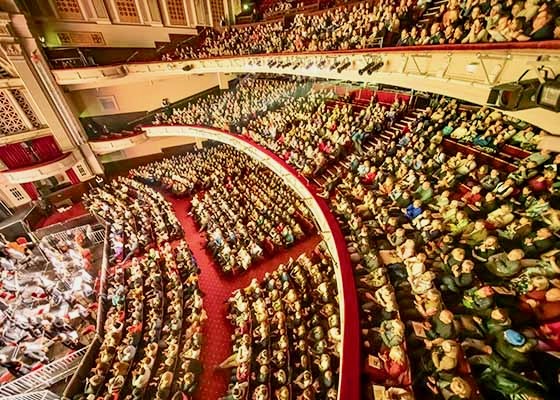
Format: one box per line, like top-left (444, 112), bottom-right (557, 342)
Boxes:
top-left (0, 152), bottom-right (79, 184)
top-left (50, 41), bottom-right (560, 133)
top-left (89, 130), bottom-right (148, 155)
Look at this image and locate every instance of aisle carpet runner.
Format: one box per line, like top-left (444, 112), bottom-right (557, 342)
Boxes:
top-left (164, 194), bottom-right (322, 400)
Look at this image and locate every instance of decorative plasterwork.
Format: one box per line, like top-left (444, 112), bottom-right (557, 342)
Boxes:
top-left (0, 42), bottom-right (22, 57)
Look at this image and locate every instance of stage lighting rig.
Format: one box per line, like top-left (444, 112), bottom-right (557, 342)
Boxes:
top-left (487, 66), bottom-right (558, 111)
top-left (337, 58), bottom-right (351, 73)
top-left (358, 56), bottom-right (384, 75)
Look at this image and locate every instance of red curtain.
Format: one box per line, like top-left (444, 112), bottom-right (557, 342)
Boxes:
top-left (20, 182), bottom-right (38, 200)
top-left (0, 143), bottom-right (36, 169)
top-left (29, 136), bottom-right (62, 162)
top-left (65, 168), bottom-right (80, 184)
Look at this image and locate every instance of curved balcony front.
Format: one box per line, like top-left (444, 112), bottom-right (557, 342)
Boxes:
top-left (52, 41), bottom-right (560, 133)
top-left (89, 131), bottom-right (148, 155)
top-left (0, 152), bottom-right (79, 184)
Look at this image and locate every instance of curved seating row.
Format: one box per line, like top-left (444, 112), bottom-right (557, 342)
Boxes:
top-left (223, 242), bottom-right (341, 400)
top-left (131, 146), bottom-right (316, 274)
top-left (83, 177), bottom-right (183, 261)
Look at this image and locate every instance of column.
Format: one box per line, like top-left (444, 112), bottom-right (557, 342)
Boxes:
top-left (217, 72), bottom-right (230, 90)
top-left (5, 13), bottom-right (104, 174)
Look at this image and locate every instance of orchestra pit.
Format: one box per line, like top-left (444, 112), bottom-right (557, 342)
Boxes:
top-left (0, 1), bottom-right (559, 400)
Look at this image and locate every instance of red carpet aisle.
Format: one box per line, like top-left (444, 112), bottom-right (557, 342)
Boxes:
top-left (164, 194), bottom-right (323, 400)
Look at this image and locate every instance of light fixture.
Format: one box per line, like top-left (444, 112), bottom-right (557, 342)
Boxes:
top-left (536, 76), bottom-right (560, 112)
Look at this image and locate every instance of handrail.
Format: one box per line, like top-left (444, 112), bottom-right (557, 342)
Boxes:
top-left (50, 40), bottom-right (560, 71)
top-left (0, 346), bottom-right (89, 397)
top-left (142, 123), bottom-right (360, 400)
top-left (95, 223), bottom-right (110, 335)
top-left (0, 390), bottom-right (60, 400)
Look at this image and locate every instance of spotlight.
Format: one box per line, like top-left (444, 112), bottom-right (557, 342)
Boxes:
top-left (337, 61), bottom-right (351, 73)
top-left (358, 59), bottom-right (384, 75)
top-left (487, 79), bottom-right (540, 111)
top-left (330, 61), bottom-right (340, 71)
top-left (536, 76), bottom-right (560, 112)
top-left (292, 62), bottom-right (301, 70)
top-left (317, 60), bottom-right (327, 68)
top-left (183, 64), bottom-right (193, 71)
top-left (305, 62), bottom-right (314, 69)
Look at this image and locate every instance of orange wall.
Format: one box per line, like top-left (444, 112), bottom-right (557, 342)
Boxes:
top-left (99, 136), bottom-right (202, 163)
top-left (69, 73), bottom-right (230, 117)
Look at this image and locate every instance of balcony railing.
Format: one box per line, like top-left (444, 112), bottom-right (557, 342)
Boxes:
top-left (0, 346), bottom-right (89, 397)
top-left (0, 390), bottom-right (60, 400)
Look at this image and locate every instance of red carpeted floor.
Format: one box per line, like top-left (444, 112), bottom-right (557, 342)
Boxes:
top-left (37, 202), bottom-right (88, 228)
top-left (164, 194), bottom-right (323, 400)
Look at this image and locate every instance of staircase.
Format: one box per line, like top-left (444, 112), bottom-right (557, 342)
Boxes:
top-left (0, 390), bottom-right (60, 400)
top-left (313, 106), bottom-right (420, 188)
top-left (0, 346), bottom-right (88, 397)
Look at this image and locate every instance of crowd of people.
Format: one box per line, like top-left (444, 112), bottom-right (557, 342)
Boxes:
top-left (0, 231), bottom-right (97, 384)
top-left (243, 89), bottom-right (408, 179)
top-left (262, 1), bottom-right (297, 19)
top-left (161, 0), bottom-right (559, 61)
top-left (317, 98), bottom-right (559, 398)
top-left (150, 77), bottom-right (558, 397)
top-left (83, 177), bottom-right (183, 262)
top-left (221, 242), bottom-right (340, 400)
top-left (151, 78), bottom-right (304, 133)
top-left (132, 146), bottom-right (316, 274)
top-left (78, 241), bottom-right (204, 400)
top-left (118, 75), bottom-right (559, 397)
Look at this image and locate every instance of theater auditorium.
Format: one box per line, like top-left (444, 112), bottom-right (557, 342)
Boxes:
top-left (0, 1), bottom-right (558, 399)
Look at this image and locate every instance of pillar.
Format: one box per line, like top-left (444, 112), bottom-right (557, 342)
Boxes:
top-left (217, 72), bottom-right (230, 90)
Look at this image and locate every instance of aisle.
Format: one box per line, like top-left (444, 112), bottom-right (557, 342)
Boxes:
top-left (165, 194), bottom-right (323, 399)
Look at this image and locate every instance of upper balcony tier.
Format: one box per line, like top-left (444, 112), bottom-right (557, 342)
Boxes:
top-left (0, 151), bottom-right (79, 184)
top-left (52, 41), bottom-right (560, 134)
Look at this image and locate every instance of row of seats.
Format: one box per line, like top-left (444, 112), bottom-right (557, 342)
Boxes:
top-left (83, 177), bottom-right (183, 262)
top-left (131, 146), bottom-right (316, 274)
top-left (221, 242), bottom-right (341, 400)
top-left (78, 242), bottom-right (204, 400)
top-left (161, 0), bottom-right (558, 61)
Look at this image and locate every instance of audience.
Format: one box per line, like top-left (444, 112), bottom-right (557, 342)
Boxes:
top-left (132, 146), bottom-right (316, 273)
top-left (83, 177), bottom-right (183, 261)
top-left (221, 242), bottom-right (341, 400)
top-left (78, 241), bottom-right (204, 400)
top-left (151, 78), bottom-right (302, 133)
top-left (30, 74), bottom-right (560, 400)
top-left (159, 0), bottom-right (559, 61)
